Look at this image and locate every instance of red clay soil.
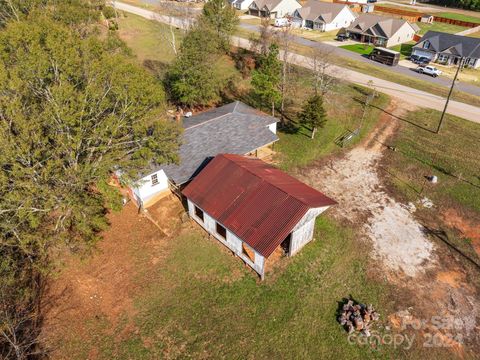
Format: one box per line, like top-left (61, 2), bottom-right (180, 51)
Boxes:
top-left (40, 202), bottom-right (167, 356)
top-left (442, 208), bottom-right (480, 257)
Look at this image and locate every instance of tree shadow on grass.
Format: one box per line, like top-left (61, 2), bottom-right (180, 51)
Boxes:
top-left (143, 59), bottom-right (170, 80)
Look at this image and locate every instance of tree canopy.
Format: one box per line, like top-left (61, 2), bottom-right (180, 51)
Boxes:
top-left (0, 2), bottom-right (180, 357)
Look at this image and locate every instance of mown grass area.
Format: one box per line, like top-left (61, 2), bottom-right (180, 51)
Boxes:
top-left (339, 43), bottom-right (374, 56)
top-left (416, 21), bottom-right (468, 35)
top-left (436, 12), bottom-right (480, 23)
top-left (384, 108), bottom-right (480, 214)
top-left (290, 28), bottom-right (339, 42)
top-left (389, 42), bottom-right (415, 59)
top-left (118, 13), bottom-right (183, 65)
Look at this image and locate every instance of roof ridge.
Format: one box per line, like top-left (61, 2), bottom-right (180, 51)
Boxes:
top-left (221, 154), bottom-right (312, 206)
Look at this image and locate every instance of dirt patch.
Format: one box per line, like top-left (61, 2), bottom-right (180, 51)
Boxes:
top-left (41, 197), bottom-right (184, 357)
top-left (442, 208), bottom-right (480, 257)
top-left (298, 100), bottom-right (435, 277)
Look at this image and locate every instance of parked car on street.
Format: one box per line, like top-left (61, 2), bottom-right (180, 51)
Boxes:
top-left (368, 47), bottom-right (400, 66)
top-left (410, 54), bottom-right (430, 65)
top-left (336, 34), bottom-right (349, 42)
top-left (416, 65), bottom-right (442, 77)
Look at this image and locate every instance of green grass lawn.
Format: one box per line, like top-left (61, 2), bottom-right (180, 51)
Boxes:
top-left (436, 12), bottom-right (480, 24)
top-left (416, 21), bottom-right (468, 35)
top-left (385, 108), bottom-right (480, 214)
top-left (339, 43), bottom-right (374, 56)
top-left (276, 71), bottom-right (390, 170)
top-left (118, 13), bottom-right (183, 65)
top-left (389, 42), bottom-right (415, 60)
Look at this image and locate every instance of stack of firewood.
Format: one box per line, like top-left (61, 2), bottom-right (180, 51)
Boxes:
top-left (338, 300), bottom-right (379, 337)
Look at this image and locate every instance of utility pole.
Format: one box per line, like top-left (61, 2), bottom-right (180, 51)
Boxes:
top-left (436, 57), bottom-right (464, 134)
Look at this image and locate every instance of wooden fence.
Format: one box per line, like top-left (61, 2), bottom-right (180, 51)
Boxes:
top-left (432, 16), bottom-right (479, 28)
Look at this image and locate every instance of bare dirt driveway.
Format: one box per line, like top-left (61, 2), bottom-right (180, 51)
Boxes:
top-left (296, 100), bottom-right (480, 357)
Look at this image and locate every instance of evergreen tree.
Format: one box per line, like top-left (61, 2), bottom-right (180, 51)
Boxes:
top-left (166, 24), bottom-right (230, 106)
top-left (298, 94), bottom-right (327, 139)
top-left (200, 0), bottom-right (238, 51)
top-left (251, 43), bottom-right (282, 116)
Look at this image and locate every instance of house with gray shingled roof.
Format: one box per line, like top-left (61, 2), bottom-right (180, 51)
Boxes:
top-left (292, 1), bottom-right (356, 32)
top-left (340, 13), bottom-right (419, 47)
top-left (248, 0), bottom-right (301, 19)
top-left (411, 31), bottom-right (480, 68)
top-left (128, 102), bottom-right (279, 207)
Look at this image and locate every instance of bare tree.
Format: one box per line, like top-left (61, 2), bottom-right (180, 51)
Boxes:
top-left (310, 47), bottom-right (338, 96)
top-left (275, 25), bottom-right (294, 122)
top-left (154, 2), bottom-right (192, 56)
top-left (250, 17), bottom-right (274, 55)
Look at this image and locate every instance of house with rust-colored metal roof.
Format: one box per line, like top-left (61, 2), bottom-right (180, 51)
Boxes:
top-left (182, 154), bottom-right (336, 279)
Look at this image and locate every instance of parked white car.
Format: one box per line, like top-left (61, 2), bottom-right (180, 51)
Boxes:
top-left (416, 65), bottom-right (442, 78)
top-left (274, 18), bottom-right (291, 27)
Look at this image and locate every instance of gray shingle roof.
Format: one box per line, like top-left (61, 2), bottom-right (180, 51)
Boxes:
top-left (295, 1), bottom-right (350, 23)
top-left (146, 101), bottom-right (279, 185)
top-left (346, 14), bottom-right (415, 39)
top-left (414, 31), bottom-right (480, 58)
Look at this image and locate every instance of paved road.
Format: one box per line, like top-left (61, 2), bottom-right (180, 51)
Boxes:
top-left (114, 1), bottom-right (480, 123)
top-left (239, 23), bottom-right (480, 97)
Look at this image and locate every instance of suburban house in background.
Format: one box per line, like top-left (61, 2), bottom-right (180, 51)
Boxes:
top-left (339, 14), bottom-right (419, 47)
top-left (182, 154), bottom-right (337, 279)
top-left (230, 0), bottom-right (255, 11)
top-left (248, 0), bottom-right (301, 19)
top-left (291, 1), bottom-right (357, 32)
top-left (127, 102), bottom-right (279, 207)
top-left (411, 31), bottom-right (480, 68)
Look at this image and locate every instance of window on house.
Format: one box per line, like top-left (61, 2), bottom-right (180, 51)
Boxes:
top-left (242, 243), bottom-right (255, 262)
top-left (151, 174), bottom-right (159, 186)
top-left (194, 206), bottom-right (204, 222)
top-left (216, 222), bottom-right (227, 240)
top-left (423, 40), bottom-right (430, 49)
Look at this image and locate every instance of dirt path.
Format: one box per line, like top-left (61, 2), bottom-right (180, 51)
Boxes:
top-left (299, 100), bottom-right (436, 277)
top-left (296, 100), bottom-right (480, 355)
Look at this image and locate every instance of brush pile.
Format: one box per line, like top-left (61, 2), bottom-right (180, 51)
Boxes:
top-left (338, 300), bottom-right (379, 337)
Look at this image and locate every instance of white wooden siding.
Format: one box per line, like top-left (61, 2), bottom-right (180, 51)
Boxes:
top-left (132, 169), bottom-right (169, 205)
top-left (289, 206), bottom-right (329, 255)
top-left (187, 199), bottom-right (266, 278)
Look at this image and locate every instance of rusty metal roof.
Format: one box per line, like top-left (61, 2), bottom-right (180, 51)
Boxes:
top-left (182, 154), bottom-right (337, 258)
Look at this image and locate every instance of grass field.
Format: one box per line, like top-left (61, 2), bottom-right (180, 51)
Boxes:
top-left (118, 14), bottom-right (183, 65)
top-left (339, 43), bottom-right (374, 56)
top-left (385, 108), bottom-right (480, 214)
top-left (416, 21), bottom-right (468, 35)
top-left (290, 28), bottom-right (339, 42)
top-left (275, 69), bottom-right (390, 170)
top-left (436, 12), bottom-right (480, 24)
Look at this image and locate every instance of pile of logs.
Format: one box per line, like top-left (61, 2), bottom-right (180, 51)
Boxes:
top-left (338, 300), bottom-right (379, 337)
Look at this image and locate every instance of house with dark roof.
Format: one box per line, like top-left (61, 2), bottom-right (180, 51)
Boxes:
top-left (248, 0), bottom-right (301, 19)
top-left (292, 1), bottom-right (356, 32)
top-left (411, 31), bottom-right (480, 68)
top-left (129, 102), bottom-right (279, 207)
top-left (340, 14), bottom-right (419, 47)
top-left (182, 154), bottom-right (337, 279)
